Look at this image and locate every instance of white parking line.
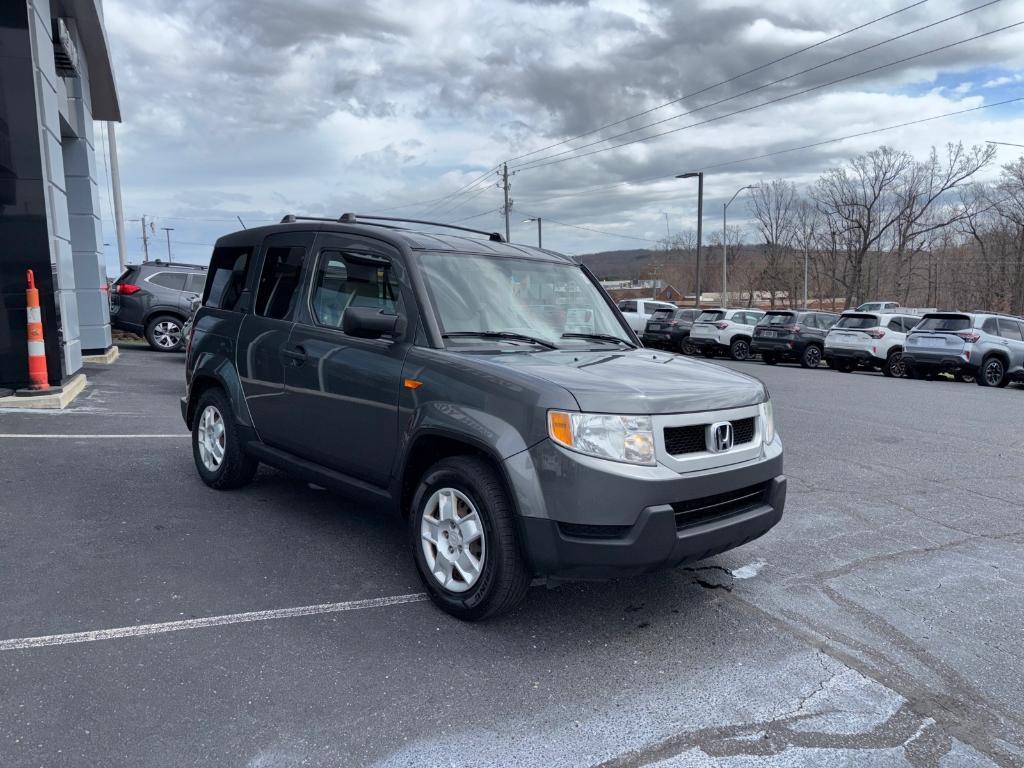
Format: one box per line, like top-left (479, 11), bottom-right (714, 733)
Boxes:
top-left (0, 434), bottom-right (188, 438)
top-left (0, 593), bottom-right (430, 651)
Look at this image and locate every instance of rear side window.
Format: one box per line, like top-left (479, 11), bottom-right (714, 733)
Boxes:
top-left (679, 309), bottom-right (699, 321)
top-left (618, 300), bottom-right (637, 313)
top-left (918, 315), bottom-right (971, 332)
top-left (185, 273), bottom-right (207, 293)
top-left (697, 311), bottom-right (725, 322)
top-left (311, 251), bottom-right (400, 330)
top-left (982, 318), bottom-right (999, 335)
top-left (205, 247), bottom-right (251, 311)
top-left (148, 272), bottom-right (187, 290)
top-left (900, 316), bottom-right (919, 333)
top-left (759, 312), bottom-right (794, 325)
top-left (836, 314), bottom-right (879, 330)
top-left (255, 244), bottom-right (306, 320)
top-left (999, 318), bottom-right (1024, 341)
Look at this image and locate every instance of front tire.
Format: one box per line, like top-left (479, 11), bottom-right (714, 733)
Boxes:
top-left (145, 314), bottom-right (184, 352)
top-left (191, 388), bottom-right (259, 489)
top-left (411, 456), bottom-right (531, 621)
top-left (799, 344), bottom-right (822, 369)
top-left (680, 337), bottom-right (696, 356)
top-left (976, 356), bottom-right (1008, 388)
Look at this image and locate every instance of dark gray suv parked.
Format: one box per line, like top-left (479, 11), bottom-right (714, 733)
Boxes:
top-left (112, 261), bottom-right (207, 351)
top-left (182, 215), bottom-right (786, 620)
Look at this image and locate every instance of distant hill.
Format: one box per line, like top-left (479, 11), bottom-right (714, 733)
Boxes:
top-left (576, 248), bottom-right (660, 279)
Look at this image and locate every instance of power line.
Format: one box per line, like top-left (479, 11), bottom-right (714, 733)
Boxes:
top-left (518, 213), bottom-right (660, 243)
top-left (509, 0), bottom-right (999, 171)
top-left (517, 95), bottom-right (1024, 206)
top-left (511, 20), bottom-right (1024, 173)
top-left (504, 0), bottom-right (932, 166)
top-left (417, 164), bottom-right (501, 216)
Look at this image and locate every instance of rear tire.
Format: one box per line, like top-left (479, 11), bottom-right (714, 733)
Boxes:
top-left (680, 337), bottom-right (696, 356)
top-left (145, 314), bottom-right (184, 352)
top-left (191, 388), bottom-right (258, 489)
top-left (410, 456), bottom-right (531, 621)
top-left (799, 344), bottom-right (822, 369)
top-left (882, 352), bottom-right (905, 378)
top-left (729, 338), bottom-right (751, 361)
top-left (976, 356), bottom-right (1008, 388)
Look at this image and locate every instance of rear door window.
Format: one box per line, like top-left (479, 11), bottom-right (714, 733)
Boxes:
top-left (918, 315), bottom-right (971, 332)
top-left (835, 314), bottom-right (879, 330)
top-left (999, 318), bottom-right (1024, 341)
top-left (205, 247), bottom-right (252, 311)
top-left (148, 272), bottom-right (187, 291)
top-left (255, 243), bottom-right (307, 320)
top-left (759, 312), bottom-right (794, 325)
top-left (185, 273), bottom-right (207, 294)
top-left (697, 310), bottom-right (725, 322)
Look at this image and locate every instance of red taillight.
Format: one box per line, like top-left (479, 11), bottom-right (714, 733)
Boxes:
top-left (715, 321), bottom-right (730, 330)
top-left (782, 324), bottom-right (801, 332)
top-left (117, 284), bottom-right (141, 295)
top-left (958, 331), bottom-right (980, 343)
top-left (866, 328), bottom-right (886, 339)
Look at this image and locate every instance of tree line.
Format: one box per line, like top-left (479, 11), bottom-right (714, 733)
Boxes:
top-left (652, 143), bottom-right (1024, 315)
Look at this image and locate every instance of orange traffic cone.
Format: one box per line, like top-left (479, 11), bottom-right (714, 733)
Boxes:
top-left (18, 269), bottom-right (57, 395)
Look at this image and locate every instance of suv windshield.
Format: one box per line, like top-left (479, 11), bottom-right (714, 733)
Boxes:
top-left (917, 314), bottom-right (971, 332)
top-left (758, 312), bottom-right (795, 325)
top-left (835, 314), bottom-right (879, 329)
top-left (417, 252), bottom-right (630, 346)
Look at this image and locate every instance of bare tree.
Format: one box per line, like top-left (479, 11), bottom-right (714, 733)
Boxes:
top-left (749, 180), bottom-right (799, 307)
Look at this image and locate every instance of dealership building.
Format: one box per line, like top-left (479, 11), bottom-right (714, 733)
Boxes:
top-left (0, 0), bottom-right (119, 391)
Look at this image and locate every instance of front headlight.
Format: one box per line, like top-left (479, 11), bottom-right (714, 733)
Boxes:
top-left (548, 411), bottom-right (655, 466)
top-left (760, 399), bottom-right (775, 445)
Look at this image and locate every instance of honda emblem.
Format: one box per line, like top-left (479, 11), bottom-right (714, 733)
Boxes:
top-left (710, 421), bottom-right (734, 452)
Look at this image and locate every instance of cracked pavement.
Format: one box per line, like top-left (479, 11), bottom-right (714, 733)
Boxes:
top-left (0, 350), bottom-right (1022, 767)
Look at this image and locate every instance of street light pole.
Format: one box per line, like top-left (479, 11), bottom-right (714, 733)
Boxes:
top-left (722, 184), bottom-right (757, 306)
top-left (522, 218), bottom-right (542, 248)
top-left (161, 227), bottom-right (174, 263)
top-left (676, 172), bottom-right (704, 307)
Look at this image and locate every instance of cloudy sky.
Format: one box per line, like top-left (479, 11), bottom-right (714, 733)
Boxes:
top-left (97, 0), bottom-right (1024, 273)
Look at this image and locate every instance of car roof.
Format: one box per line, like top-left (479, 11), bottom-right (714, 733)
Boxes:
top-left (213, 219), bottom-right (576, 264)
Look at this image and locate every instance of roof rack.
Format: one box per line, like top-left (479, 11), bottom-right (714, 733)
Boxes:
top-left (279, 213), bottom-right (504, 242)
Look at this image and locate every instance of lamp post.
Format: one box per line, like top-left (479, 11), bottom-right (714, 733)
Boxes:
top-left (722, 185), bottom-right (757, 306)
top-left (676, 172), bottom-right (703, 307)
top-left (523, 217), bottom-right (542, 248)
top-left (160, 227), bottom-right (174, 263)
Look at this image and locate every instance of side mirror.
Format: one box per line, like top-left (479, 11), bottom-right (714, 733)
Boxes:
top-left (343, 306), bottom-right (404, 339)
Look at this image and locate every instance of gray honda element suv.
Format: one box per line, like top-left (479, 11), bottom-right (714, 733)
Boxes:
top-left (182, 215), bottom-right (786, 620)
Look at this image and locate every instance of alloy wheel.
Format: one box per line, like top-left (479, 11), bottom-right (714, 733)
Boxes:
top-left (984, 359), bottom-right (1004, 386)
top-left (197, 404), bottom-right (226, 472)
top-left (154, 320), bottom-right (182, 349)
top-left (805, 346), bottom-right (821, 367)
top-left (420, 487), bottom-right (486, 593)
top-left (732, 340), bottom-right (750, 361)
top-left (888, 353), bottom-right (906, 378)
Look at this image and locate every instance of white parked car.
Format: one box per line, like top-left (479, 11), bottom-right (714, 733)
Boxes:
top-left (616, 298), bottom-right (678, 334)
top-left (688, 308), bottom-right (765, 361)
top-left (824, 311), bottom-right (922, 377)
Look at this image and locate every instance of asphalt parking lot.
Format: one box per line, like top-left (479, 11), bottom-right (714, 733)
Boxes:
top-left (1, 348), bottom-right (1022, 768)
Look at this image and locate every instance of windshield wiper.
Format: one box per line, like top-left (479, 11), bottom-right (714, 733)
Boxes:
top-left (443, 331), bottom-right (558, 350)
top-left (560, 332), bottom-right (634, 347)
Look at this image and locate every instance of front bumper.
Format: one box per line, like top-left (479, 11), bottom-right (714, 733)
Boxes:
top-left (506, 439), bottom-right (785, 580)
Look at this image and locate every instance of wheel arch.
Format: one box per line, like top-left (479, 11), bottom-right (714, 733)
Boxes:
top-left (185, 359), bottom-right (253, 432)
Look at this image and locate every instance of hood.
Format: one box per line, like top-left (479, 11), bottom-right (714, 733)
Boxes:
top-left (471, 348), bottom-right (767, 414)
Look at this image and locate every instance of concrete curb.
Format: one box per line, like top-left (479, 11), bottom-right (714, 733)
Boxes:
top-left (0, 373), bottom-right (87, 410)
top-left (83, 346), bottom-right (120, 365)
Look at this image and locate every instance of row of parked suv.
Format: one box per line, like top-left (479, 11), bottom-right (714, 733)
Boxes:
top-left (636, 302), bottom-right (1024, 387)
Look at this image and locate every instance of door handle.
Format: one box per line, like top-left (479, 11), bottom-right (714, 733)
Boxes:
top-left (282, 345), bottom-right (307, 365)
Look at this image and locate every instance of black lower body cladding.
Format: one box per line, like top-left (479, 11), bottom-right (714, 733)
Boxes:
top-left (505, 440), bottom-right (785, 580)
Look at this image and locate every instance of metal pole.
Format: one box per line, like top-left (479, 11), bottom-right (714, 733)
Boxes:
top-left (803, 248), bottom-right (809, 309)
top-left (537, 217), bottom-right (542, 249)
top-left (161, 227), bottom-right (174, 262)
top-left (695, 172), bottom-right (703, 308)
top-left (502, 163), bottom-right (510, 243)
top-left (140, 215), bottom-right (149, 261)
top-left (722, 202), bottom-right (727, 306)
top-left (107, 123), bottom-right (127, 272)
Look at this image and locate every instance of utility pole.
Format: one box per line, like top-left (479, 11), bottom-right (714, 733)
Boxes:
top-left (107, 123), bottom-right (127, 272)
top-left (140, 215), bottom-right (150, 261)
top-left (723, 184), bottom-right (757, 306)
top-left (161, 227), bottom-right (174, 263)
top-left (803, 248), bottom-right (809, 309)
top-left (523, 217), bottom-right (542, 248)
top-left (676, 172), bottom-right (704, 307)
top-left (500, 162), bottom-right (512, 243)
